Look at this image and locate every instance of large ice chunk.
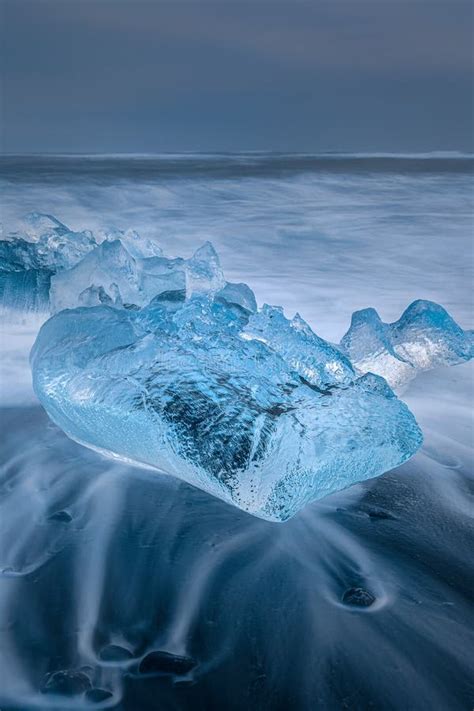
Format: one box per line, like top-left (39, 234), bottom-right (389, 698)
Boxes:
top-left (341, 300), bottom-right (473, 388)
top-left (31, 297), bottom-right (422, 521)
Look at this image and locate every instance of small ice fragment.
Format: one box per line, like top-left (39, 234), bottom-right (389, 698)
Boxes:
top-left (216, 281), bottom-right (258, 313)
top-left (340, 300), bottom-right (472, 388)
top-left (185, 241), bottom-right (225, 298)
top-left (22, 212), bottom-right (70, 239)
top-left (340, 307), bottom-right (415, 388)
top-left (50, 240), bottom-right (140, 312)
top-left (100, 227), bottom-right (163, 259)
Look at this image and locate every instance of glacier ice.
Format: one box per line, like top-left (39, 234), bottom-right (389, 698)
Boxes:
top-left (49, 239), bottom-right (225, 313)
top-left (11, 212), bottom-right (98, 270)
top-left (3, 213), bottom-right (472, 520)
top-left (31, 300), bottom-right (422, 521)
top-left (30, 231), bottom-right (424, 520)
top-left (0, 213), bottom-right (98, 317)
top-left (340, 300), bottom-right (473, 389)
top-left (0, 213), bottom-right (179, 317)
top-left (242, 305), bottom-right (354, 389)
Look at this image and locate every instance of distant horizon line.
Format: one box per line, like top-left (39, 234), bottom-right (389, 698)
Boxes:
top-left (2, 150), bottom-right (473, 159)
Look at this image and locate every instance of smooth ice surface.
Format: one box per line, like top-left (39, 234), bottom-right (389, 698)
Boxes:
top-left (30, 234), bottom-right (423, 520)
top-left (341, 300), bottom-right (473, 388)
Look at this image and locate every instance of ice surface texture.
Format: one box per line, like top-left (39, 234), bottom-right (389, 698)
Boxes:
top-left (31, 300), bottom-right (422, 521)
top-left (29, 226), bottom-right (425, 521)
top-left (50, 239), bottom-right (225, 313)
top-left (340, 301), bottom-right (473, 389)
top-left (0, 213), bottom-right (96, 317)
top-left (0, 213), bottom-right (163, 317)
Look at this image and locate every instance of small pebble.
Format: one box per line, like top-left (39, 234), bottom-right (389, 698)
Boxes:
top-left (342, 587), bottom-right (376, 608)
top-left (139, 650), bottom-right (197, 676)
top-left (42, 669), bottom-right (91, 695)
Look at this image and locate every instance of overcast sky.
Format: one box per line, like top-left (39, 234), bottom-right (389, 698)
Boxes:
top-left (1, 0), bottom-right (473, 153)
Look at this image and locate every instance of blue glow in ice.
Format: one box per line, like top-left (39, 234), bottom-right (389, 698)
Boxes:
top-left (5, 214), bottom-right (471, 520)
top-left (29, 230), bottom-right (425, 521)
top-left (341, 300), bottom-right (473, 388)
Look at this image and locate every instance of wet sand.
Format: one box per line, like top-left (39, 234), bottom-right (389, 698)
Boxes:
top-left (0, 364), bottom-right (472, 710)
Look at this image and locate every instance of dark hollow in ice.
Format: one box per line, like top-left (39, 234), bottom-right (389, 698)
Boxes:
top-left (99, 643), bottom-right (134, 662)
top-left (41, 669), bottom-right (91, 695)
top-left (85, 688), bottom-right (114, 703)
top-left (138, 650), bottom-right (197, 676)
top-left (342, 587), bottom-right (376, 608)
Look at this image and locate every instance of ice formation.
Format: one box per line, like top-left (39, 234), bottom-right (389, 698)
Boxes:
top-left (0, 213), bottom-right (97, 317)
top-left (31, 299), bottom-right (422, 521)
top-left (340, 301), bottom-right (473, 389)
top-left (2, 213), bottom-right (471, 520)
top-left (0, 213), bottom-right (166, 317)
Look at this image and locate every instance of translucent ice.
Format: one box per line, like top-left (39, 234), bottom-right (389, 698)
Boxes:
top-left (216, 281), bottom-right (258, 313)
top-left (50, 240), bottom-right (141, 312)
top-left (15, 212), bottom-right (98, 270)
top-left (96, 227), bottom-right (164, 259)
top-left (31, 296), bottom-right (422, 521)
top-left (0, 213), bottom-right (172, 317)
top-left (0, 213), bottom-right (98, 317)
top-left (6, 214), bottom-right (471, 519)
top-left (340, 300), bottom-right (473, 389)
top-left (243, 305), bottom-right (354, 389)
top-left (50, 240), bottom-right (225, 313)
top-left (0, 239), bottom-right (53, 316)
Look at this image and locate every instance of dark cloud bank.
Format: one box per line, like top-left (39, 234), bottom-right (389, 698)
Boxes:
top-left (1, 0), bottom-right (473, 153)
